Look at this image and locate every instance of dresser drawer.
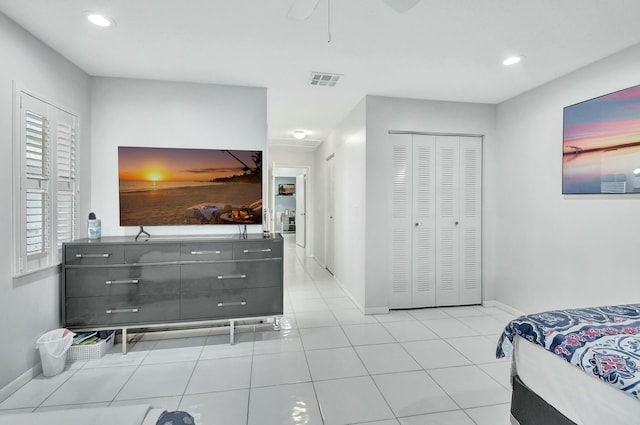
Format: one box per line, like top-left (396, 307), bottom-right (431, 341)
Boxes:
top-left (65, 295), bottom-right (180, 327)
top-left (125, 244), bottom-right (180, 263)
top-left (180, 287), bottom-right (283, 321)
top-left (65, 265), bottom-right (180, 298)
top-left (233, 240), bottom-right (283, 260)
top-left (65, 245), bottom-right (125, 265)
top-left (180, 260), bottom-right (282, 292)
top-left (180, 243), bottom-right (233, 261)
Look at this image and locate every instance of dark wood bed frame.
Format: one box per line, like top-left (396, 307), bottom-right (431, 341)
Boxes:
top-left (511, 375), bottom-right (577, 425)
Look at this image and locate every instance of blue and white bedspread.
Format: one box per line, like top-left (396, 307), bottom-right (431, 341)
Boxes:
top-left (496, 304), bottom-right (640, 399)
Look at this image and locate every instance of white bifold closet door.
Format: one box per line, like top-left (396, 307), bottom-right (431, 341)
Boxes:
top-left (389, 133), bottom-right (481, 309)
top-left (435, 136), bottom-right (482, 306)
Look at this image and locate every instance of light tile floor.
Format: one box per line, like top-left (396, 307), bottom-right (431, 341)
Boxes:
top-left (0, 235), bottom-right (516, 425)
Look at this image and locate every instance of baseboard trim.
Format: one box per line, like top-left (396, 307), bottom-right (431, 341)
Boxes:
top-left (364, 306), bottom-right (389, 315)
top-left (312, 256), bottom-right (326, 270)
top-left (331, 276), bottom-right (362, 310)
top-left (483, 299), bottom-right (524, 317)
top-left (0, 363), bottom-right (42, 403)
top-left (309, 256), bottom-right (388, 315)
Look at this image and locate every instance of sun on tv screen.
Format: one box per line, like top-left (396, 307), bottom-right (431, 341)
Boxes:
top-left (563, 84), bottom-right (640, 194)
top-left (118, 147), bottom-right (263, 226)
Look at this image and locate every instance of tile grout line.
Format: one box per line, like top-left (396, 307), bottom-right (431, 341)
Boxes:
top-left (243, 325), bottom-right (256, 425)
top-left (174, 331), bottom-right (209, 411)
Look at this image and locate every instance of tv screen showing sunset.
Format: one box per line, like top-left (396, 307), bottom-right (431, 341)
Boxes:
top-left (118, 147), bottom-right (262, 226)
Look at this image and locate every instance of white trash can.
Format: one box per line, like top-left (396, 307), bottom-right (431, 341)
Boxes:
top-left (36, 329), bottom-right (75, 377)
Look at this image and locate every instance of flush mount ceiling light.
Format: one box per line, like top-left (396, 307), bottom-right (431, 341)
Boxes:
top-left (503, 56), bottom-right (522, 66)
top-left (86, 12), bottom-right (115, 28)
top-left (292, 129), bottom-right (306, 140)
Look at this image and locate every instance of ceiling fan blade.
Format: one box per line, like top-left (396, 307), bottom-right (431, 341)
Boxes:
top-left (382, 0), bottom-right (421, 13)
top-left (287, 0), bottom-right (322, 20)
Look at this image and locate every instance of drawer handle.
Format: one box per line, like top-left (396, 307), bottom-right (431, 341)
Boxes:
top-left (190, 250), bottom-right (222, 255)
top-left (75, 253), bottom-right (111, 258)
top-left (106, 308), bottom-right (139, 314)
top-left (243, 249), bottom-right (272, 253)
top-left (105, 279), bottom-right (139, 285)
top-left (217, 301), bottom-right (247, 307)
top-left (217, 274), bottom-right (247, 280)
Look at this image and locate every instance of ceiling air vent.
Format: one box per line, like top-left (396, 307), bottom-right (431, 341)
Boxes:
top-left (309, 72), bottom-right (342, 87)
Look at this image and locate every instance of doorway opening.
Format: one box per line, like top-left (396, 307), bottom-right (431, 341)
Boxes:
top-left (272, 166), bottom-right (308, 249)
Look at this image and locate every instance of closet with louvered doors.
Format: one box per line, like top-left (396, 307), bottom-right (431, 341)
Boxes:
top-left (389, 133), bottom-right (482, 309)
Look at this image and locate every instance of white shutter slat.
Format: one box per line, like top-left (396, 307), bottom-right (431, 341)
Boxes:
top-left (20, 95), bottom-right (52, 272)
top-left (56, 116), bottom-right (78, 253)
top-left (56, 190), bottom-right (76, 249)
top-left (24, 111), bottom-right (48, 180)
top-left (25, 190), bottom-right (49, 256)
top-left (57, 122), bottom-right (76, 182)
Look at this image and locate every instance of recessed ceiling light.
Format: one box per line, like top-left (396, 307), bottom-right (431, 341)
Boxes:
top-left (292, 129), bottom-right (306, 140)
top-left (87, 13), bottom-right (114, 28)
top-left (503, 56), bottom-right (522, 66)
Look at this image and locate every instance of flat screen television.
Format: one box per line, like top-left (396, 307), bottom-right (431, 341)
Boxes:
top-left (278, 183), bottom-right (295, 195)
top-left (118, 147), bottom-right (262, 226)
top-left (563, 83), bottom-right (640, 194)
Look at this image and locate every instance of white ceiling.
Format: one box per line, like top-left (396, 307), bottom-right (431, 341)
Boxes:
top-left (2, 0), bottom-right (640, 145)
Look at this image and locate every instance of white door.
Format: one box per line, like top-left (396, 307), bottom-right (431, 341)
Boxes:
top-left (435, 136), bottom-right (461, 306)
top-left (389, 133), bottom-right (482, 309)
top-left (325, 155), bottom-right (335, 274)
top-left (389, 134), bottom-right (437, 309)
top-left (459, 137), bottom-right (482, 304)
top-left (412, 135), bottom-right (437, 307)
top-left (434, 135), bottom-right (482, 306)
top-left (295, 173), bottom-right (306, 248)
top-left (389, 134), bottom-right (413, 308)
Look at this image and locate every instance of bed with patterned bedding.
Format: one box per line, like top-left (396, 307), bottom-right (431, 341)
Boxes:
top-left (497, 304), bottom-right (640, 400)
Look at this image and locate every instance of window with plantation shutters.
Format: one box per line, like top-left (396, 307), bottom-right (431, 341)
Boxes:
top-left (14, 90), bottom-right (79, 276)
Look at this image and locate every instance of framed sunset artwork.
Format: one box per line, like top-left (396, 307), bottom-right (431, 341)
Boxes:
top-left (562, 84), bottom-right (640, 194)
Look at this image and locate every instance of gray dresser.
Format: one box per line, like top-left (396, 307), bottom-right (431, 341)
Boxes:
top-left (62, 234), bottom-right (283, 347)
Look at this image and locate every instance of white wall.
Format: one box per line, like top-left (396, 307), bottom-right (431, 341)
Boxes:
top-left (90, 77), bottom-right (267, 236)
top-left (494, 43), bottom-right (640, 314)
top-left (365, 96), bottom-right (497, 312)
top-left (0, 13), bottom-right (91, 392)
top-left (270, 145), bottom-right (315, 168)
top-left (314, 99), bottom-right (367, 309)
